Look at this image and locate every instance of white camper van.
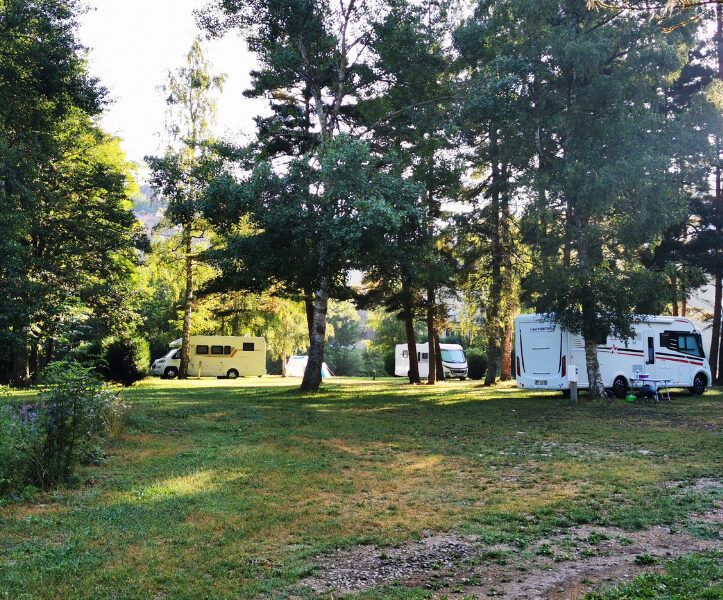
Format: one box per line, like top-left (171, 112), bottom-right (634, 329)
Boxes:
top-left (395, 343), bottom-right (468, 380)
top-left (515, 314), bottom-right (711, 396)
top-left (151, 336), bottom-right (266, 379)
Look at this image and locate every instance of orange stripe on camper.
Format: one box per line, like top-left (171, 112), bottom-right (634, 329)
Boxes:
top-left (230, 349), bottom-right (238, 357)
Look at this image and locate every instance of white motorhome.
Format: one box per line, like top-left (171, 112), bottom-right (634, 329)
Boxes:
top-left (151, 336), bottom-right (266, 379)
top-left (395, 343), bottom-right (468, 380)
top-left (515, 314), bottom-right (711, 396)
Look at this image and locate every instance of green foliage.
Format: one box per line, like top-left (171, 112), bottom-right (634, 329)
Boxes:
top-left (384, 350), bottom-right (396, 376)
top-left (325, 346), bottom-right (365, 377)
top-left (466, 348), bottom-right (489, 380)
top-left (0, 362), bottom-right (124, 497)
top-left (327, 301), bottom-right (362, 348)
top-left (584, 552), bottom-right (722, 600)
top-left (367, 309), bottom-right (417, 356)
top-left (0, 0), bottom-right (146, 384)
top-left (98, 336), bottom-right (150, 387)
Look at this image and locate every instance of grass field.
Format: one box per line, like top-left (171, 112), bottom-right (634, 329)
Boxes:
top-left (0, 378), bottom-right (721, 599)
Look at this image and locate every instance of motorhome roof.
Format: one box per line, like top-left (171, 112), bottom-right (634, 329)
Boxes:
top-left (395, 343), bottom-right (464, 349)
top-left (169, 335), bottom-right (264, 348)
top-left (516, 314), bottom-right (690, 326)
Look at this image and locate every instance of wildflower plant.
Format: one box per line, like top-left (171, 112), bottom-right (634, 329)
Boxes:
top-left (0, 362), bottom-right (127, 497)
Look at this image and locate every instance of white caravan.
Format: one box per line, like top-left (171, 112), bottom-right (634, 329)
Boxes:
top-left (151, 336), bottom-right (266, 379)
top-left (515, 314), bottom-right (711, 396)
top-left (395, 343), bottom-right (468, 380)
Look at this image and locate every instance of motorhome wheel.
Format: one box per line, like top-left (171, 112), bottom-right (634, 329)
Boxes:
top-left (612, 376), bottom-right (628, 399)
top-left (691, 373), bottom-right (706, 396)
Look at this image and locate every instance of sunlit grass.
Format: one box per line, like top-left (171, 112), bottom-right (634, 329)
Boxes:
top-left (0, 377), bottom-right (720, 599)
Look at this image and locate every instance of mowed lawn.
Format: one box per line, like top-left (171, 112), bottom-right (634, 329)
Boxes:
top-left (0, 378), bottom-right (721, 599)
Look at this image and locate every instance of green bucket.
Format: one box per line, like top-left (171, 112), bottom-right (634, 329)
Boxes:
top-left (625, 394), bottom-right (636, 403)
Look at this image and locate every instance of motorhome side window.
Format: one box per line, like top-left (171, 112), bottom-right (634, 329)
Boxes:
top-left (172, 351), bottom-right (181, 359)
top-left (196, 345), bottom-right (209, 355)
top-left (242, 342), bottom-right (255, 351)
top-left (402, 350), bottom-right (409, 358)
top-left (211, 346), bottom-right (224, 355)
top-left (223, 346), bottom-right (231, 355)
top-left (660, 331), bottom-right (703, 357)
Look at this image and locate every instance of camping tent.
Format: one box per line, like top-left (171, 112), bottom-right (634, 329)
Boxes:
top-left (286, 356), bottom-right (333, 378)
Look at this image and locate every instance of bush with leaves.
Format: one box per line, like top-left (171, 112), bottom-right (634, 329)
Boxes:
top-left (325, 346), bottom-right (364, 377)
top-left (384, 351), bottom-right (396, 376)
top-left (99, 334), bottom-right (150, 386)
top-left (466, 348), bottom-right (489, 380)
top-left (0, 362), bottom-right (126, 497)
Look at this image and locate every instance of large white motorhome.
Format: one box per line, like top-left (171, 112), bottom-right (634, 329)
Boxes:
top-left (515, 314), bottom-right (711, 396)
top-left (151, 336), bottom-right (266, 379)
top-left (395, 343), bottom-right (468, 380)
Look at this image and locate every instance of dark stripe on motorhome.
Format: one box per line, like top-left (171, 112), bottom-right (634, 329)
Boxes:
top-left (558, 330), bottom-right (563, 373)
top-left (519, 332), bottom-right (526, 373)
top-left (655, 353), bottom-right (703, 366)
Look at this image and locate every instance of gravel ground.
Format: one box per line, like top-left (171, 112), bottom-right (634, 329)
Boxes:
top-left (299, 480), bottom-right (722, 599)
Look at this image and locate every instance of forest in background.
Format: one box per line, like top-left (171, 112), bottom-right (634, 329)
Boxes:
top-left (1, 0), bottom-right (722, 396)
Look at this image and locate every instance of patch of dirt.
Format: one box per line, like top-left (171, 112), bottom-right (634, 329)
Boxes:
top-left (300, 486), bottom-right (722, 599)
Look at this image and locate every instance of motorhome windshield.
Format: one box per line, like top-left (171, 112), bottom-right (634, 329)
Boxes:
top-left (660, 331), bottom-right (704, 358)
top-left (165, 349), bottom-right (180, 359)
top-left (441, 349), bottom-right (466, 364)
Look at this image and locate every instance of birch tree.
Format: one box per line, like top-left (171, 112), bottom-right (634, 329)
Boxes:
top-left (146, 39), bottom-right (224, 379)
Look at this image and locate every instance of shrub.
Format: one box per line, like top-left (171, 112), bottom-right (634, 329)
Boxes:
top-left (362, 350), bottom-right (385, 377)
top-left (0, 362), bottom-right (126, 497)
top-left (0, 404), bottom-right (28, 496)
top-left (466, 347), bottom-right (489, 380)
top-left (384, 350), bottom-right (396, 376)
top-left (99, 334), bottom-right (150, 386)
top-left (325, 345), bottom-right (365, 376)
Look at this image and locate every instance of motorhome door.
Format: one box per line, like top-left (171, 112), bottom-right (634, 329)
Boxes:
top-left (641, 328), bottom-right (659, 379)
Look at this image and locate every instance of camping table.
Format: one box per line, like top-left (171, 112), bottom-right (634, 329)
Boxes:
top-left (630, 377), bottom-right (672, 402)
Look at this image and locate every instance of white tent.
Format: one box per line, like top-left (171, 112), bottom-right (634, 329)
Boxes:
top-left (286, 356), bottom-right (333, 378)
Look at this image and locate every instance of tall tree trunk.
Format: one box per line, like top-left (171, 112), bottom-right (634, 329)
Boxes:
top-left (403, 287), bottom-right (421, 384)
top-left (710, 273), bottom-right (721, 383)
top-left (575, 207), bottom-right (605, 399)
top-left (715, 3), bottom-right (723, 384)
top-left (29, 340), bottom-right (39, 383)
top-left (499, 171), bottom-right (514, 382)
top-left (282, 344), bottom-right (288, 377)
top-left (300, 280), bottom-right (329, 392)
top-left (305, 295), bottom-right (315, 346)
top-left (681, 297), bottom-right (687, 317)
top-left (179, 227), bottom-right (193, 379)
top-left (583, 333), bottom-right (606, 399)
top-left (484, 135), bottom-right (502, 386)
top-left (45, 336), bottom-right (55, 368)
top-left (672, 300), bottom-right (679, 317)
top-left (11, 337), bottom-right (29, 386)
top-left (500, 320), bottom-right (513, 381)
top-left (434, 332), bottom-right (444, 380)
top-left (426, 285), bottom-right (437, 385)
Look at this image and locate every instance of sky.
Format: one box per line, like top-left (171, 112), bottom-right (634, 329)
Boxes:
top-left (78, 0), bottom-right (266, 179)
